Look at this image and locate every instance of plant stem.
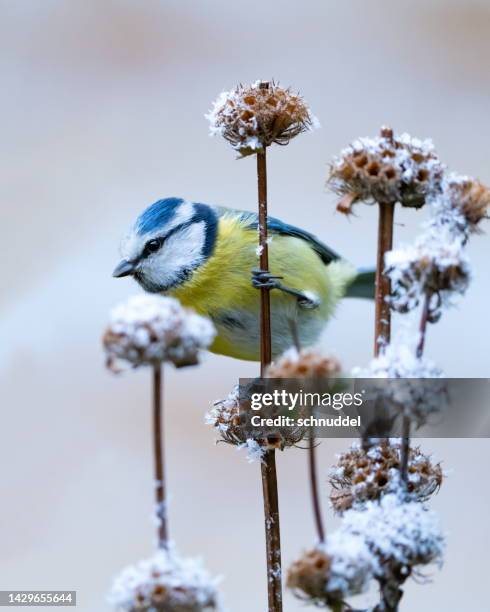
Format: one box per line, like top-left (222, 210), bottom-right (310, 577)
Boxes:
top-left (256, 129), bottom-right (282, 611)
top-left (374, 201), bottom-right (395, 356)
top-left (308, 435), bottom-right (325, 544)
top-left (261, 450), bottom-right (282, 611)
top-left (416, 292), bottom-right (431, 359)
top-left (153, 364), bottom-right (168, 548)
top-left (257, 147), bottom-right (272, 375)
top-left (399, 416), bottom-right (411, 485)
top-left (400, 292), bottom-right (431, 483)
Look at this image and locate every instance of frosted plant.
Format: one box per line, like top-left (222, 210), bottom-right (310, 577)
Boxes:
top-left (327, 126), bottom-right (444, 213)
top-left (428, 172), bottom-right (490, 237)
top-left (108, 547), bottom-right (222, 612)
top-left (329, 440), bottom-right (443, 513)
top-left (386, 232), bottom-right (471, 319)
top-left (103, 295), bottom-right (216, 370)
top-left (341, 494), bottom-right (445, 579)
top-left (207, 81), bottom-right (319, 610)
top-left (206, 80), bottom-right (318, 157)
top-left (103, 297), bottom-right (223, 609)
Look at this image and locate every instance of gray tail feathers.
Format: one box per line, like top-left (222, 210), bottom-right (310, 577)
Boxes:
top-left (345, 267), bottom-right (376, 300)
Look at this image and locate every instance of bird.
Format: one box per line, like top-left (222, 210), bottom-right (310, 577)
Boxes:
top-left (112, 197), bottom-right (375, 361)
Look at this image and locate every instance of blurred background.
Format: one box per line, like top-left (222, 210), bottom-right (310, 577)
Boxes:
top-left (1, 1), bottom-right (489, 610)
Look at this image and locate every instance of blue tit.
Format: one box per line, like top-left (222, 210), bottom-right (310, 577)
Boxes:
top-left (112, 197), bottom-right (375, 361)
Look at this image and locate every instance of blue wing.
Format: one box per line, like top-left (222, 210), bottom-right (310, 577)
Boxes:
top-left (235, 211), bottom-right (340, 264)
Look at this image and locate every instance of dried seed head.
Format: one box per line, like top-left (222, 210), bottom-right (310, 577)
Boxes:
top-left (287, 549), bottom-right (333, 604)
top-left (103, 295), bottom-right (216, 371)
top-left (108, 548), bottom-right (222, 611)
top-left (206, 80), bottom-right (318, 157)
top-left (446, 174), bottom-right (490, 229)
top-left (266, 347), bottom-right (341, 379)
top-left (287, 536), bottom-right (373, 605)
top-left (328, 127), bottom-right (444, 210)
top-left (386, 231), bottom-right (471, 320)
top-left (329, 441), bottom-right (443, 513)
top-left (205, 386), bottom-right (305, 461)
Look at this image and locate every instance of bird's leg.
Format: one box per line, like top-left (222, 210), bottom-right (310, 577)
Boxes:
top-left (251, 269), bottom-right (320, 309)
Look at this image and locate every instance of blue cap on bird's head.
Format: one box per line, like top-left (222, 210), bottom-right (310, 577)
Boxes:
top-left (112, 197), bottom-right (218, 293)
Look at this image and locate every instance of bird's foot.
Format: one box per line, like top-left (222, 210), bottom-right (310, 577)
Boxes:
top-left (251, 268), bottom-right (283, 289)
top-left (251, 269), bottom-right (320, 309)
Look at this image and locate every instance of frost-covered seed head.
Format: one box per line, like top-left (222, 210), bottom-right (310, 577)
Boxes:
top-left (329, 440), bottom-right (442, 512)
top-left (287, 535), bottom-right (373, 605)
top-left (103, 295), bottom-right (216, 370)
top-left (327, 127), bottom-right (444, 210)
top-left (340, 494), bottom-right (445, 577)
top-left (445, 174), bottom-right (490, 230)
top-left (108, 547), bottom-right (222, 611)
top-left (205, 386), bottom-right (304, 461)
top-left (266, 347), bottom-right (341, 379)
top-left (287, 549), bottom-right (335, 605)
top-left (206, 81), bottom-right (317, 157)
top-left (386, 232), bottom-right (471, 320)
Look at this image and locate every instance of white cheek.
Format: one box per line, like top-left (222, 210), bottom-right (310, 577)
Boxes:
top-left (144, 222), bottom-right (206, 288)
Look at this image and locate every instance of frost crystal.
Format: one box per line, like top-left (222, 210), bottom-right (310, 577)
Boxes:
top-left (108, 546), bottom-right (222, 611)
top-left (328, 126), bottom-right (444, 210)
top-left (103, 295), bottom-right (216, 370)
top-left (206, 81), bottom-right (317, 156)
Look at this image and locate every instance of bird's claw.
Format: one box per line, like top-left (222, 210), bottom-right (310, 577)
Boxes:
top-left (251, 268), bottom-right (283, 289)
top-left (251, 269), bottom-right (320, 309)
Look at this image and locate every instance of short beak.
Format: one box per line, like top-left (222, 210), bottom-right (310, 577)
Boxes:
top-left (112, 259), bottom-right (135, 278)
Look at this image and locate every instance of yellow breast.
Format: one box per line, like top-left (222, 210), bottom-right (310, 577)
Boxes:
top-left (170, 214), bottom-right (347, 360)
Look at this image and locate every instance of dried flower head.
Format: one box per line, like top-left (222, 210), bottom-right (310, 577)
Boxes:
top-left (328, 127), bottom-right (444, 211)
top-left (108, 548), bottom-right (222, 611)
top-left (103, 295), bottom-right (216, 371)
top-left (329, 440), bottom-right (443, 512)
top-left (205, 386), bottom-right (304, 462)
top-left (443, 173), bottom-right (490, 231)
top-left (341, 494), bottom-right (445, 579)
top-left (287, 535), bottom-right (373, 605)
top-left (206, 80), bottom-right (318, 157)
top-left (266, 347), bottom-right (341, 379)
top-left (386, 230), bottom-right (471, 320)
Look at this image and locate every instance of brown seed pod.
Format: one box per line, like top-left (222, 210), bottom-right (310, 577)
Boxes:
top-left (328, 127), bottom-right (444, 210)
top-left (287, 549), bottom-right (333, 604)
top-left (287, 537), bottom-right (373, 606)
top-left (207, 80), bottom-right (317, 156)
top-left (329, 441), bottom-right (443, 513)
top-left (205, 386), bottom-right (305, 459)
top-left (447, 174), bottom-right (490, 229)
